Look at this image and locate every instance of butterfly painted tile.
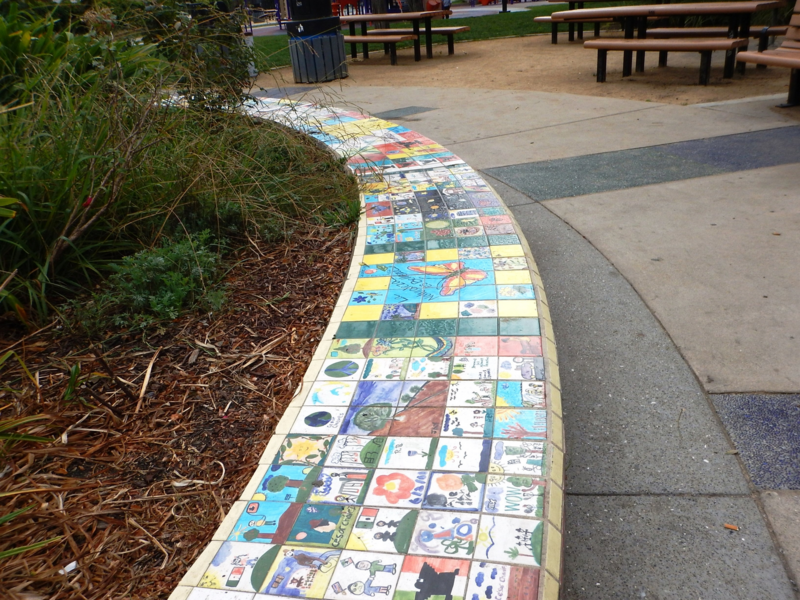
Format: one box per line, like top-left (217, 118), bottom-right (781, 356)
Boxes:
top-left (378, 436), bottom-right (438, 470)
top-left (476, 516), bottom-right (542, 567)
top-left (482, 476), bottom-right (544, 517)
top-left (364, 469), bottom-right (430, 508)
top-left (385, 288), bottom-right (424, 304)
top-left (325, 436), bottom-right (386, 469)
top-left (423, 472), bottom-right (485, 511)
top-left (325, 550), bottom-right (402, 600)
top-left (489, 440), bottom-right (546, 477)
top-left (346, 507), bottom-right (418, 554)
top-left (434, 438), bottom-right (491, 472)
top-left (409, 510), bottom-right (480, 557)
top-left (458, 285), bottom-right (498, 302)
top-left (441, 407), bottom-right (494, 438)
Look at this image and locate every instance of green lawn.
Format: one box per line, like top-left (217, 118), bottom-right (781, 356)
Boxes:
top-left (252, 4), bottom-right (570, 70)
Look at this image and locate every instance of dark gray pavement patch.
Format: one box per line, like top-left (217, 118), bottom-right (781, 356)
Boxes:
top-left (563, 495), bottom-right (797, 600)
top-left (485, 175), bottom-right (747, 495)
top-left (253, 86), bottom-right (318, 98)
top-left (485, 125), bottom-right (800, 202)
top-left (712, 394), bottom-right (800, 490)
top-left (373, 106), bottom-right (437, 120)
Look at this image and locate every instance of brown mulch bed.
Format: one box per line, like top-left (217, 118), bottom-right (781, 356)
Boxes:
top-left (0, 226), bottom-right (354, 599)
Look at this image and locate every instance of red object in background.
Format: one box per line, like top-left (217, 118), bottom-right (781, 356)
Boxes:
top-left (426, 0), bottom-right (442, 9)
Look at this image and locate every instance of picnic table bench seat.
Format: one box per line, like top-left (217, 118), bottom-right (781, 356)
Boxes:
top-left (366, 26), bottom-right (469, 54)
top-left (534, 15), bottom-right (613, 43)
top-left (585, 37), bottom-right (748, 84)
top-left (343, 34), bottom-right (418, 65)
top-left (737, 12), bottom-right (800, 105)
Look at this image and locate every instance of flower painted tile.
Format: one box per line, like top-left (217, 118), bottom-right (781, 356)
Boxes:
top-left (363, 469), bottom-right (431, 508)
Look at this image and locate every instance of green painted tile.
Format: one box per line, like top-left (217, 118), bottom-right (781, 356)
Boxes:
top-left (488, 234), bottom-right (520, 246)
top-left (499, 317), bottom-right (540, 336)
top-left (426, 238), bottom-right (457, 250)
top-left (396, 241), bottom-right (425, 252)
top-left (415, 318), bottom-right (458, 336)
top-left (457, 318), bottom-right (498, 335)
top-left (457, 236), bottom-right (490, 248)
top-left (335, 320), bottom-right (379, 339)
top-left (365, 243), bottom-right (396, 254)
top-left (479, 207), bottom-right (506, 216)
top-left (376, 320), bottom-right (418, 338)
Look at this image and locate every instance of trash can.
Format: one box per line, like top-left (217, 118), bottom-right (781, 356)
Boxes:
top-left (286, 0), bottom-right (348, 83)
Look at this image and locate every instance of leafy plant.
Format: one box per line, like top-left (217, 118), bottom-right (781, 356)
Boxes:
top-left (0, 505), bottom-right (61, 560)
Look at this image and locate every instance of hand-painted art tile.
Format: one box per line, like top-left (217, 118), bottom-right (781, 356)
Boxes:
top-left (450, 357), bottom-right (498, 381)
top-left (495, 381), bottom-right (546, 409)
top-left (483, 476), bottom-right (544, 517)
top-left (459, 301), bottom-right (498, 318)
top-left (228, 501), bottom-right (302, 544)
top-left (458, 286), bottom-right (498, 302)
top-left (319, 359), bottom-right (366, 381)
top-left (292, 407), bottom-right (347, 436)
top-left (359, 264), bottom-right (393, 278)
top-left (406, 357), bottom-right (452, 380)
top-left (492, 257), bottom-right (528, 271)
top-left (492, 410), bottom-right (547, 440)
top-left (496, 285), bottom-right (535, 300)
top-left (407, 336), bottom-right (454, 357)
top-left (307, 468), bottom-right (372, 505)
top-left (423, 472), bottom-right (485, 511)
top-left (352, 381), bottom-right (404, 407)
top-left (328, 340), bottom-right (371, 359)
top-left (364, 469), bottom-right (430, 508)
top-left (273, 436), bottom-right (333, 466)
top-left (435, 438), bottom-right (491, 472)
top-left (349, 290), bottom-right (388, 306)
top-left (409, 511), bottom-right (480, 557)
top-left (457, 247), bottom-right (491, 260)
top-left (497, 357), bottom-right (544, 381)
top-left (489, 440), bottom-right (546, 477)
top-left (254, 465), bottom-right (320, 502)
top-left (465, 562), bottom-right (540, 600)
top-left (389, 406), bottom-right (446, 437)
top-left (346, 507), bottom-right (418, 554)
top-left (325, 435), bottom-right (386, 469)
top-left (379, 436), bottom-right (438, 470)
top-left (186, 587), bottom-right (253, 599)
top-left (340, 403), bottom-right (395, 436)
top-left (497, 336), bottom-right (542, 357)
top-left (476, 516), bottom-right (542, 567)
top-left (454, 336), bottom-right (499, 357)
top-left (398, 380), bottom-right (449, 407)
top-left (394, 556), bottom-right (470, 600)
top-left (441, 407), bottom-right (494, 438)
top-left (198, 541), bottom-right (277, 592)
top-left (380, 303), bottom-right (420, 321)
top-left (304, 381), bottom-right (356, 406)
top-left (446, 381), bottom-right (495, 407)
top-left (361, 357), bottom-right (407, 380)
top-left (261, 546), bottom-right (340, 597)
top-left (325, 550), bottom-right (402, 600)
top-left (286, 504), bottom-right (359, 548)
top-left (367, 337), bottom-right (416, 358)
top-left (396, 250), bottom-right (425, 263)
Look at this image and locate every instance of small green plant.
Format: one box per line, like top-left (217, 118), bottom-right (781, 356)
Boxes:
top-left (66, 232), bottom-right (226, 332)
top-left (0, 505), bottom-right (62, 560)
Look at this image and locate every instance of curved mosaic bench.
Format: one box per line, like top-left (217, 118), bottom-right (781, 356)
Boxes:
top-left (169, 99), bottom-right (565, 600)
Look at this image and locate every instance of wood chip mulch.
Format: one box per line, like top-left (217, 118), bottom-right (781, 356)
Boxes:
top-left (0, 225), bottom-right (355, 600)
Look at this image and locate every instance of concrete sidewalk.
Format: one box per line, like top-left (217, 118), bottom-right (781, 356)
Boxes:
top-left (288, 81), bottom-right (800, 598)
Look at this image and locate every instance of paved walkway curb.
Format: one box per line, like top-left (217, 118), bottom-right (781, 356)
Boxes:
top-left (169, 98), bottom-right (564, 600)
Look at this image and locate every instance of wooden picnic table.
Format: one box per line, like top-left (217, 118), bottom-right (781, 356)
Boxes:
top-left (551, 0), bottom-right (784, 75)
top-left (547, 0), bottom-right (630, 42)
top-left (340, 10), bottom-right (451, 61)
